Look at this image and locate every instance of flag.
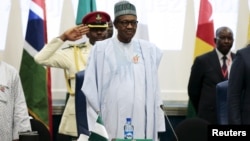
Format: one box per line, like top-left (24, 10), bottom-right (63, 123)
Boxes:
top-left (19, 0), bottom-right (53, 138)
top-left (193, 0), bottom-right (214, 57)
top-left (75, 70), bottom-right (90, 138)
top-left (74, 0), bottom-right (97, 140)
top-left (77, 115), bottom-right (109, 141)
top-left (187, 0), bottom-right (214, 117)
top-left (75, 0), bottom-right (97, 25)
top-left (75, 71), bottom-right (109, 141)
top-left (4, 0), bottom-right (23, 70)
top-left (60, 0), bottom-right (75, 33)
top-left (248, 11), bottom-right (250, 41)
top-left (88, 115), bottom-right (109, 141)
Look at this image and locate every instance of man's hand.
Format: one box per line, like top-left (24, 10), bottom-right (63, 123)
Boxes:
top-left (59, 24), bottom-right (89, 41)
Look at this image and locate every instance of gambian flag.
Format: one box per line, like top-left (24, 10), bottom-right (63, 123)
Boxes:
top-left (187, 0), bottom-right (215, 117)
top-left (19, 0), bottom-right (53, 138)
top-left (75, 0), bottom-right (97, 25)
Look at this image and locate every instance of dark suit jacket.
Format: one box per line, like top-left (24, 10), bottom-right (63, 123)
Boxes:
top-left (188, 49), bottom-right (235, 124)
top-left (216, 80), bottom-right (228, 124)
top-left (228, 45), bottom-right (250, 124)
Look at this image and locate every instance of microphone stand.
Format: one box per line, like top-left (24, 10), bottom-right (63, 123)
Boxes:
top-left (161, 105), bottom-right (179, 141)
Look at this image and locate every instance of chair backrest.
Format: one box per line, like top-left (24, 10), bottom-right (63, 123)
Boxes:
top-left (216, 80), bottom-right (228, 125)
top-left (30, 118), bottom-right (51, 141)
top-left (19, 131), bottom-right (39, 141)
top-left (75, 70), bottom-right (90, 137)
top-left (174, 117), bottom-right (210, 141)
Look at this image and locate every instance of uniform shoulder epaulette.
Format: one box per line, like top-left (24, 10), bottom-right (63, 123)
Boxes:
top-left (62, 42), bottom-right (87, 50)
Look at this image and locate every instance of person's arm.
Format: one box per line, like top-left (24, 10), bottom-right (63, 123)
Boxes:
top-left (34, 24), bottom-right (89, 67)
top-left (228, 51), bottom-right (245, 124)
top-left (59, 24), bottom-right (89, 41)
top-left (12, 71), bottom-right (31, 140)
top-left (188, 57), bottom-right (203, 112)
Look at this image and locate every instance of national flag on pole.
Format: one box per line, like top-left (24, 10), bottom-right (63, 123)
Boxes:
top-left (75, 70), bottom-right (90, 139)
top-left (75, 0), bottom-right (97, 25)
top-left (88, 115), bottom-right (109, 141)
top-left (74, 0), bottom-right (98, 140)
top-left (60, 0), bottom-right (75, 34)
top-left (76, 70), bottom-right (109, 141)
top-left (19, 0), bottom-right (53, 138)
top-left (193, 0), bottom-right (214, 57)
top-left (77, 114), bottom-right (109, 141)
top-left (4, 0), bottom-right (23, 70)
top-left (187, 0), bottom-right (214, 117)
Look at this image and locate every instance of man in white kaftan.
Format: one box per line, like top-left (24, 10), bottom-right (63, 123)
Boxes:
top-left (82, 1), bottom-right (166, 140)
top-left (83, 37), bottom-right (165, 141)
top-left (0, 61), bottom-right (31, 140)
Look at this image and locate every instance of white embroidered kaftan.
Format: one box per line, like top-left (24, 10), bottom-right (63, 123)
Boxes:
top-left (0, 61), bottom-right (31, 140)
top-left (82, 37), bottom-right (165, 141)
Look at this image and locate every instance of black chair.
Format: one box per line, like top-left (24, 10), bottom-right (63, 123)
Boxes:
top-left (30, 118), bottom-right (51, 141)
top-left (216, 80), bottom-right (228, 125)
top-left (174, 117), bottom-right (210, 141)
top-left (19, 130), bottom-right (39, 141)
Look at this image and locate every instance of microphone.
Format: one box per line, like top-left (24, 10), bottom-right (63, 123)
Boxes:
top-left (161, 105), bottom-right (179, 141)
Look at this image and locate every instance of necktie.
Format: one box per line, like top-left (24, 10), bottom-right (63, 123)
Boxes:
top-left (221, 56), bottom-right (228, 79)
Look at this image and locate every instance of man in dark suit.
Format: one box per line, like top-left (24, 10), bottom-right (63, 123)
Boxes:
top-left (188, 26), bottom-right (235, 124)
top-left (228, 43), bottom-right (250, 124)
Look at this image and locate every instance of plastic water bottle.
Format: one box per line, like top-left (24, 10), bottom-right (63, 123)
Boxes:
top-left (124, 118), bottom-right (134, 139)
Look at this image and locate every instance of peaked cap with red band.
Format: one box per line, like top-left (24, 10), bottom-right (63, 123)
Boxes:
top-left (82, 11), bottom-right (111, 28)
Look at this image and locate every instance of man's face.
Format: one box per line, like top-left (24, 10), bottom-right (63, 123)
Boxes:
top-left (86, 27), bottom-right (108, 45)
top-left (107, 21), bottom-right (114, 38)
top-left (115, 15), bottom-right (137, 43)
top-left (215, 28), bottom-right (234, 55)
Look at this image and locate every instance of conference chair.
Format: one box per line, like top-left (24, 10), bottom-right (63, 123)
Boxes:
top-left (19, 131), bottom-right (39, 141)
top-left (174, 117), bottom-right (210, 141)
top-left (215, 80), bottom-right (228, 125)
top-left (20, 118), bottom-right (51, 141)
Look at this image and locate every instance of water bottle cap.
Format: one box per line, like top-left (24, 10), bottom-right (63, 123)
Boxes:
top-left (126, 118), bottom-right (131, 121)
